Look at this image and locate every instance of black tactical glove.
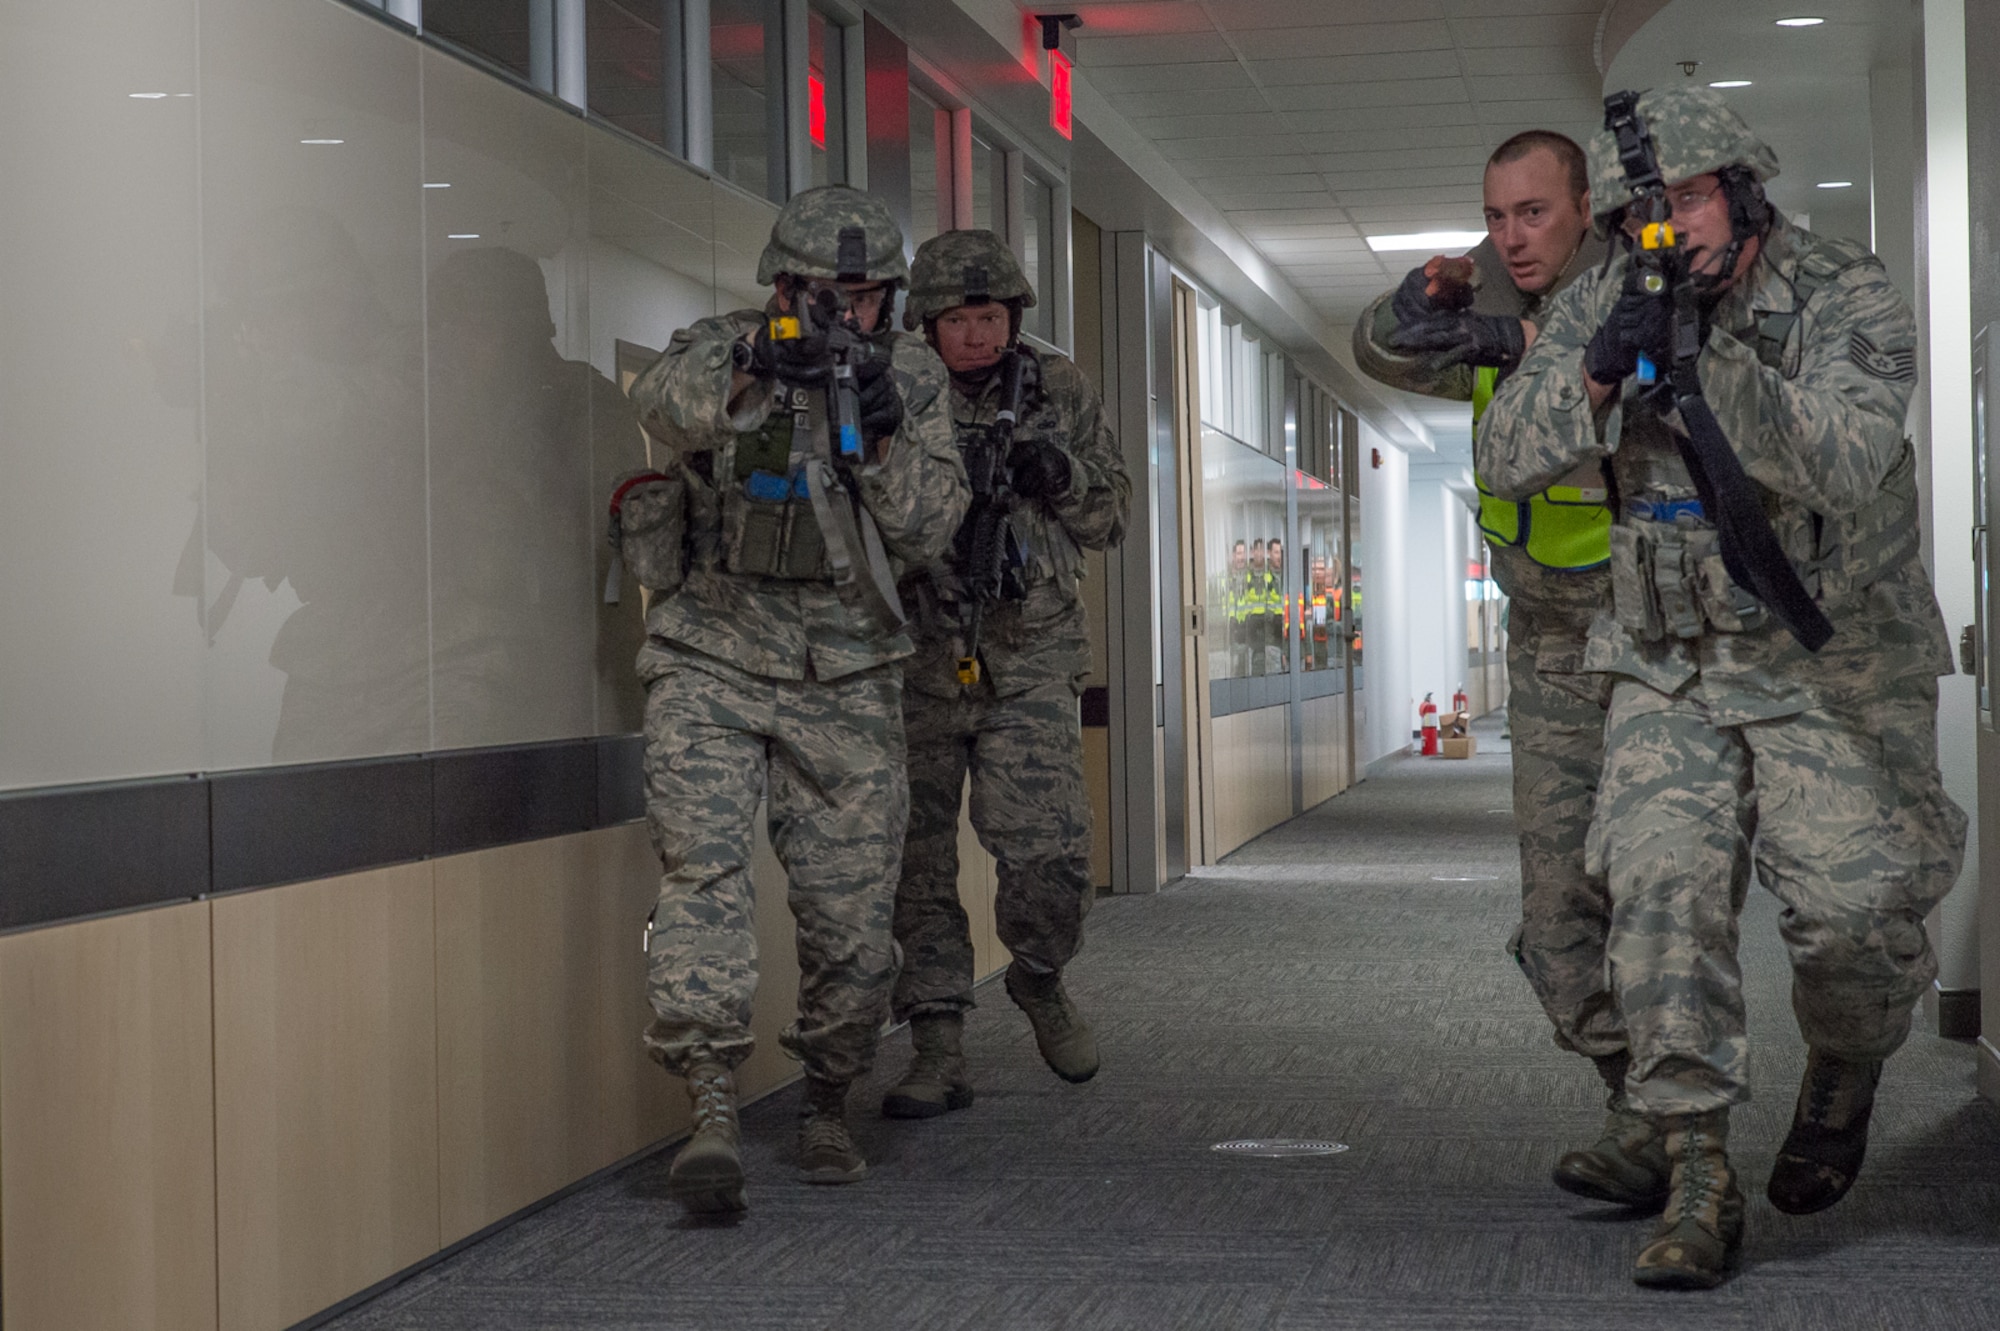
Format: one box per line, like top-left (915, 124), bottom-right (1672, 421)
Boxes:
top-left (1007, 437), bottom-right (1072, 501)
top-left (1389, 264), bottom-right (1444, 328)
top-left (749, 315), bottom-right (830, 384)
top-left (1388, 310), bottom-right (1526, 371)
top-left (1583, 267), bottom-right (1674, 386)
top-left (856, 357), bottom-right (902, 441)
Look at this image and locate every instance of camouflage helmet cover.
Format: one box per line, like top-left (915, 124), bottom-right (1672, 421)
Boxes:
top-left (755, 185), bottom-right (911, 286)
top-left (1586, 86), bottom-right (1781, 225)
top-left (903, 228), bottom-right (1037, 329)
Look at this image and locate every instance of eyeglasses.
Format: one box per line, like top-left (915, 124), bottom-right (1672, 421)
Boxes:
top-left (1621, 183), bottom-right (1722, 235)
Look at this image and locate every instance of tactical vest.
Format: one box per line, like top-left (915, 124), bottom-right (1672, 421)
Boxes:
top-left (1473, 366), bottom-right (1614, 570)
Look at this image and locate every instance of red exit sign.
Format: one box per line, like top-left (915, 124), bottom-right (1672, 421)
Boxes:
top-left (1049, 49), bottom-right (1072, 139)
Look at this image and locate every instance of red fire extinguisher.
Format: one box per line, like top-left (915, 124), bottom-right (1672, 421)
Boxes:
top-left (1419, 693), bottom-right (1440, 756)
top-left (1452, 682), bottom-right (1468, 715)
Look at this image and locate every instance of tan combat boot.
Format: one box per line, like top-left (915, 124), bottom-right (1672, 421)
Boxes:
top-left (1004, 963), bottom-right (1099, 1084)
top-left (797, 1076), bottom-right (869, 1184)
top-left (1767, 1048), bottom-right (1882, 1215)
top-left (882, 1012), bottom-right (975, 1119)
top-left (1552, 1052), bottom-right (1671, 1206)
top-left (1632, 1109), bottom-right (1744, 1290)
top-left (667, 1061), bottom-right (746, 1215)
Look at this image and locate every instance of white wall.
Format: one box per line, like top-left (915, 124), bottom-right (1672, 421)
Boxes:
top-left (1405, 469), bottom-right (1473, 721)
top-left (1359, 423), bottom-right (1411, 768)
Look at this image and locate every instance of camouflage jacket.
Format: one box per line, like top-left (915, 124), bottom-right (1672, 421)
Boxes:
top-left (1353, 233), bottom-right (1612, 617)
top-left (1477, 216), bottom-right (1952, 720)
top-left (902, 346), bottom-right (1130, 698)
top-left (628, 308), bottom-right (969, 682)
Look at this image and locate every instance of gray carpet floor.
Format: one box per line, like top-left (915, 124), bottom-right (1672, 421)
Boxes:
top-left (327, 713), bottom-right (2000, 1330)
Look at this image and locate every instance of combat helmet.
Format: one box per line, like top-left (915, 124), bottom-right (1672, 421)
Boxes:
top-left (755, 185), bottom-right (910, 286)
top-left (903, 228), bottom-right (1036, 330)
top-left (1587, 86), bottom-right (1779, 231)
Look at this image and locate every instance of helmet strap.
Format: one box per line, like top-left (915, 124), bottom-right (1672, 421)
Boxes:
top-left (835, 225), bottom-right (868, 283)
top-left (1693, 166), bottom-right (1771, 295)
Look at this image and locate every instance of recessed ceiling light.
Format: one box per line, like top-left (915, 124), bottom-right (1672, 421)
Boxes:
top-left (300, 138), bottom-right (345, 145)
top-left (447, 233), bottom-right (481, 239)
top-left (129, 92), bottom-right (169, 99)
top-left (1709, 80), bottom-right (1752, 88)
top-left (1775, 16), bottom-right (1825, 26)
top-left (1817, 180), bottom-right (1854, 189)
top-left (424, 182), bottom-right (451, 189)
top-left (1365, 230), bottom-right (1486, 253)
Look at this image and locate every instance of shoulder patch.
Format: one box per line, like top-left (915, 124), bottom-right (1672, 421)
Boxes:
top-left (1850, 329), bottom-right (1916, 383)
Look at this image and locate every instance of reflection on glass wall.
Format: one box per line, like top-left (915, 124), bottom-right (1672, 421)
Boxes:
top-left (1297, 469), bottom-right (1344, 677)
top-left (586, 0), bottom-right (680, 152)
top-left (909, 85), bottom-right (944, 249)
top-left (806, 8), bottom-right (847, 188)
top-left (1342, 408), bottom-right (1364, 686)
top-left (426, 0), bottom-right (538, 85)
top-left (1201, 429), bottom-right (1289, 681)
top-left (712, 0), bottom-right (779, 201)
top-left (1020, 168), bottom-right (1056, 343)
top-left (970, 132), bottom-right (998, 232)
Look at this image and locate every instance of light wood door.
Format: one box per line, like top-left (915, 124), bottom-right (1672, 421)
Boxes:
top-left (212, 863), bottom-right (439, 1331)
top-left (1170, 278), bottom-right (1216, 865)
top-left (0, 902), bottom-right (218, 1331)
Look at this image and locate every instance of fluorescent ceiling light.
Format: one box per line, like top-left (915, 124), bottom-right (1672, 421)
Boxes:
top-left (129, 92), bottom-right (168, 99)
top-left (447, 233), bottom-right (481, 239)
top-left (1366, 230), bottom-right (1485, 253)
top-left (1775, 16), bottom-right (1825, 26)
top-left (1709, 80), bottom-right (1752, 88)
top-left (424, 182), bottom-right (451, 188)
top-left (1817, 180), bottom-right (1853, 189)
top-left (300, 138), bottom-right (345, 145)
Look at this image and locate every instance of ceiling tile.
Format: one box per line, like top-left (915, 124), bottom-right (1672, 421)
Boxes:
top-left (1071, 32), bottom-right (1227, 65)
top-left (1292, 124), bottom-right (1498, 153)
top-left (1280, 103), bottom-right (1484, 134)
top-left (1128, 111), bottom-right (1293, 139)
top-left (1083, 61), bottom-right (1254, 94)
top-left (1248, 51), bottom-right (1460, 86)
top-left (1181, 156), bottom-right (1324, 179)
top-left (1262, 78), bottom-right (1472, 112)
top-left (1346, 202), bottom-right (1486, 223)
top-left (1206, 0), bottom-right (1447, 27)
top-left (1447, 13), bottom-right (1598, 49)
top-left (1158, 135), bottom-right (1311, 160)
top-left (1334, 184), bottom-right (1485, 206)
top-left (1457, 44), bottom-right (1599, 78)
top-left (1101, 87), bottom-right (1272, 118)
top-left (1440, 0), bottom-right (1602, 14)
top-left (1237, 224), bottom-right (1371, 242)
top-left (1231, 21), bottom-right (1457, 60)
top-left (1317, 165), bottom-right (1492, 191)
top-left (1066, 2), bottom-right (1214, 36)
top-left (1308, 145), bottom-right (1493, 173)
top-left (1464, 74), bottom-right (1599, 104)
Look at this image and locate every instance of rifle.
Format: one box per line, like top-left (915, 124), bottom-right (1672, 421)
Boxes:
top-left (1602, 91), bottom-right (1832, 651)
top-left (953, 347), bottom-right (1029, 685)
top-left (765, 276), bottom-right (907, 635)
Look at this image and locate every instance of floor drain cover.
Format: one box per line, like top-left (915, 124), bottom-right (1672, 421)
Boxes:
top-left (1211, 1139), bottom-right (1349, 1157)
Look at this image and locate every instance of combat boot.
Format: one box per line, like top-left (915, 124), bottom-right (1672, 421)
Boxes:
top-left (1767, 1048), bottom-right (1882, 1215)
top-left (1552, 1051), bottom-right (1671, 1206)
top-left (667, 1061), bottom-right (746, 1215)
top-left (882, 1012), bottom-right (974, 1119)
top-left (797, 1076), bottom-right (869, 1184)
top-left (1632, 1109), bottom-right (1744, 1290)
top-left (1004, 962), bottom-right (1099, 1084)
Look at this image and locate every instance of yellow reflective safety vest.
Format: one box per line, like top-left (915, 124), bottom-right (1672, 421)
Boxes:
top-left (1471, 366), bottom-right (1612, 570)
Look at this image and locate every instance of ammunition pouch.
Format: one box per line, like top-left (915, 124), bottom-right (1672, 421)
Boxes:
top-left (606, 469), bottom-right (687, 599)
top-left (718, 407), bottom-right (837, 581)
top-left (1609, 516), bottom-right (1765, 642)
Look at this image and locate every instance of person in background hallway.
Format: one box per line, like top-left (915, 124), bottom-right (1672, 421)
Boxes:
top-left (1266, 535), bottom-right (1288, 672)
top-left (624, 186), bottom-right (968, 1215)
top-left (882, 229), bottom-right (1130, 1118)
top-left (1480, 86), bottom-right (1964, 1288)
top-left (1247, 538), bottom-right (1271, 674)
top-left (1350, 131), bottom-right (1649, 1207)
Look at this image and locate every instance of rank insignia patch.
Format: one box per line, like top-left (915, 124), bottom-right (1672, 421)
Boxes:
top-left (1850, 330), bottom-right (1917, 383)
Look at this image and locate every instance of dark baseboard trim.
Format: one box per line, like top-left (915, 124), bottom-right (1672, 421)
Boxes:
top-left (0, 736), bottom-right (646, 936)
top-left (1935, 984), bottom-right (1982, 1040)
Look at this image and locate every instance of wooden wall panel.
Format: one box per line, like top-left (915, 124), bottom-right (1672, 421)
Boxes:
top-left (434, 826), bottom-right (677, 1245)
top-left (1083, 726), bottom-right (1113, 888)
top-left (212, 863), bottom-right (439, 1331)
top-left (1210, 706), bottom-right (1292, 857)
top-left (0, 902), bottom-right (217, 1331)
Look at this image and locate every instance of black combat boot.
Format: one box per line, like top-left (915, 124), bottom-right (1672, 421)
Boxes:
top-left (1767, 1048), bottom-right (1882, 1215)
top-left (1004, 962), bottom-right (1099, 1083)
top-left (1552, 1051), bottom-right (1671, 1206)
top-left (1632, 1109), bottom-right (1744, 1290)
top-left (882, 1012), bottom-right (974, 1119)
top-left (667, 1061), bottom-right (746, 1215)
top-left (797, 1075), bottom-right (869, 1184)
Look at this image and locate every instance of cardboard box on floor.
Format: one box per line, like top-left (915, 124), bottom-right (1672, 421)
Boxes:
top-left (1441, 733), bottom-right (1476, 759)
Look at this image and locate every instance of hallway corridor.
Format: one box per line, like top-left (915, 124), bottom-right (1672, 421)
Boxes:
top-left (329, 721), bottom-right (2000, 1330)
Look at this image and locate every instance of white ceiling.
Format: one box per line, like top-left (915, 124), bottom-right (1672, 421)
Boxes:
top-left (1059, 0), bottom-right (1907, 460)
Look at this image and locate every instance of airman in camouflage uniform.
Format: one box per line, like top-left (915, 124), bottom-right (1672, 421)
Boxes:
top-left (1352, 133), bottom-right (1659, 1207)
top-left (1478, 87), bottom-right (1965, 1288)
top-left (623, 186), bottom-right (969, 1214)
top-left (880, 230), bottom-right (1129, 1118)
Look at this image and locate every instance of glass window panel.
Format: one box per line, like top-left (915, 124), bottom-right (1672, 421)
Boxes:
top-left (712, 0), bottom-right (779, 202)
top-left (1342, 409), bottom-right (1364, 687)
top-left (1297, 466), bottom-right (1343, 678)
top-left (1201, 430), bottom-right (1289, 683)
top-left (425, 0), bottom-right (538, 84)
top-left (587, 0), bottom-right (678, 152)
top-left (909, 85), bottom-right (945, 250)
top-left (1020, 169), bottom-right (1055, 343)
top-left (807, 9), bottom-right (847, 188)
top-left (969, 133), bottom-right (998, 232)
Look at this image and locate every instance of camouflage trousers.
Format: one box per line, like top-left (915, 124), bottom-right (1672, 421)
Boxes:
top-left (1589, 675), bottom-right (1966, 1115)
top-left (1503, 596), bottom-right (1628, 1061)
top-left (638, 640), bottom-right (907, 1085)
top-left (892, 677), bottom-right (1095, 1021)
